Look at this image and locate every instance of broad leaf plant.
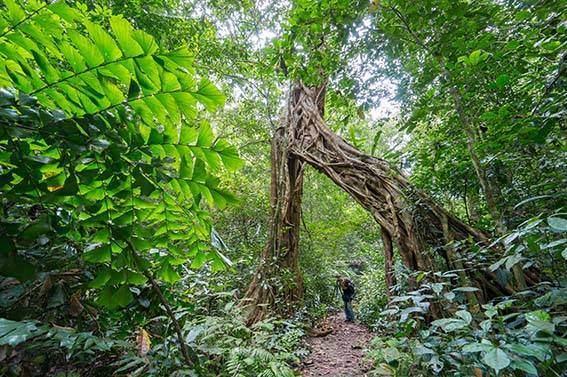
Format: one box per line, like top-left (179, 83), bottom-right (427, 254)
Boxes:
top-left (0, 0), bottom-right (243, 310)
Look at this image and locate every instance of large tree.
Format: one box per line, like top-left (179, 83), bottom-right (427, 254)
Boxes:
top-left (241, 81), bottom-right (532, 323)
top-left (240, 127), bottom-right (306, 324)
top-left (238, 0), bottom-right (563, 324)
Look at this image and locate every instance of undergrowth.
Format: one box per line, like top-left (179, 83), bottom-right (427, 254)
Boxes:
top-left (367, 213), bottom-right (567, 377)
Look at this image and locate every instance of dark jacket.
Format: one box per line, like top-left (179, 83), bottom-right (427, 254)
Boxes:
top-left (339, 279), bottom-right (356, 302)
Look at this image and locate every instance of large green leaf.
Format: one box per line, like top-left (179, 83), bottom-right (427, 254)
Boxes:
top-left (548, 217), bottom-right (567, 232)
top-left (89, 269), bottom-right (112, 289)
top-left (191, 79), bottom-right (225, 111)
top-left (4, 0), bottom-right (26, 25)
top-left (158, 262), bottom-right (180, 283)
top-left (83, 244), bottom-right (112, 263)
top-left (510, 359), bottom-right (538, 376)
top-left (97, 285), bottom-right (133, 309)
top-left (197, 122), bottom-right (215, 147)
top-left (0, 319), bottom-right (46, 346)
top-left (0, 238), bottom-right (36, 282)
top-left (0, 0), bottom-right (238, 318)
top-left (22, 215), bottom-right (50, 239)
top-left (216, 144), bottom-right (244, 172)
top-left (483, 347), bottom-right (510, 374)
top-left (84, 21), bottom-right (122, 62)
top-left (109, 16), bottom-right (144, 57)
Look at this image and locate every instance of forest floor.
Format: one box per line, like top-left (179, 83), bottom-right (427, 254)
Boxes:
top-left (301, 313), bottom-right (374, 377)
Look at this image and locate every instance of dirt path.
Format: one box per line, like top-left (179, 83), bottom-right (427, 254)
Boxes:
top-left (301, 313), bottom-right (374, 377)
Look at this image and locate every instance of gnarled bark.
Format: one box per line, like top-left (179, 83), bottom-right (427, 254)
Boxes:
top-left (240, 85), bottom-right (327, 324)
top-left (242, 82), bottom-right (518, 324)
top-left (239, 128), bottom-right (305, 324)
top-left (287, 83), bottom-right (487, 262)
top-left (380, 225), bottom-right (396, 298)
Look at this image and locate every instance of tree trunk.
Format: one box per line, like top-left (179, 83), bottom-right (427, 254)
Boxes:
top-left (242, 82), bottom-right (519, 324)
top-left (240, 130), bottom-right (306, 324)
top-left (286, 83), bottom-right (517, 307)
top-left (441, 65), bottom-right (506, 235)
top-left (466, 185), bottom-right (482, 224)
top-left (380, 225), bottom-right (396, 298)
top-left (288, 83), bottom-right (486, 257)
top-left (440, 72), bottom-right (528, 290)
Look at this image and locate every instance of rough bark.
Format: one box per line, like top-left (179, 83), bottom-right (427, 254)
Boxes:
top-left (285, 83), bottom-right (516, 309)
top-left (242, 82), bottom-right (521, 324)
top-left (466, 187), bottom-right (482, 224)
top-left (240, 85), bottom-right (329, 324)
top-left (240, 129), bottom-right (305, 324)
top-left (380, 225), bottom-right (396, 298)
top-left (287, 83), bottom-right (487, 258)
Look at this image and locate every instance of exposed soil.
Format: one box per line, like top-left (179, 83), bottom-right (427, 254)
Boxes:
top-left (301, 313), bottom-right (374, 377)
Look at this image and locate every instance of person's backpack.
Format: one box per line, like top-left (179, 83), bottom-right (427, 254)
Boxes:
top-left (342, 279), bottom-right (355, 299)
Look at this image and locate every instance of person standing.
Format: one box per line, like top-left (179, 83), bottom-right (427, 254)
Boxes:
top-left (335, 275), bottom-right (356, 322)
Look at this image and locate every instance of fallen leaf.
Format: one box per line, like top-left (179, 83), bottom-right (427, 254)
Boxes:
top-left (136, 328), bottom-right (151, 356)
top-left (52, 324), bottom-right (76, 332)
top-left (47, 185), bottom-right (64, 192)
top-left (39, 275), bottom-right (53, 297)
top-left (69, 292), bottom-right (84, 317)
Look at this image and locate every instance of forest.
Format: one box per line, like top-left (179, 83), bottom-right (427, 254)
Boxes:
top-left (0, 0), bottom-right (565, 376)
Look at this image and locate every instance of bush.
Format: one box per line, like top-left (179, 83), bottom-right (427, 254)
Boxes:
top-left (356, 266), bottom-right (388, 327)
top-left (110, 307), bottom-right (305, 376)
top-left (368, 214), bottom-right (567, 376)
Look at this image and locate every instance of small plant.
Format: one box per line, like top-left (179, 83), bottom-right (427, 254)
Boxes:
top-left (369, 214), bottom-right (567, 376)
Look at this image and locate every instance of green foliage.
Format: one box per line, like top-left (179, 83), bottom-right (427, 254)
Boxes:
top-left (356, 265), bottom-right (388, 327)
top-left (194, 315), bottom-right (301, 377)
top-left (0, 0), bottom-right (565, 376)
top-left (0, 0), bottom-right (241, 310)
top-left (368, 216), bottom-right (567, 376)
top-left (0, 1), bottom-right (245, 373)
top-left (370, 0), bottom-right (566, 228)
top-left (273, 0), bottom-right (370, 84)
top-left (0, 317), bottom-right (122, 375)
top-left (109, 308), bottom-right (304, 376)
top-left (299, 169), bottom-right (383, 316)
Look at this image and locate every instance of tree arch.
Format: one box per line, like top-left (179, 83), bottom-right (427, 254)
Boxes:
top-left (241, 82), bottom-right (520, 324)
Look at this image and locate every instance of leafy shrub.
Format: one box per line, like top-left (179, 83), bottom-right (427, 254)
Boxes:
top-left (356, 265), bottom-right (388, 327)
top-left (109, 307), bottom-right (305, 376)
top-left (0, 0), bottom-right (241, 311)
top-left (368, 214), bottom-right (567, 376)
top-left (0, 1), bottom-right (243, 374)
top-left (0, 318), bottom-right (124, 375)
